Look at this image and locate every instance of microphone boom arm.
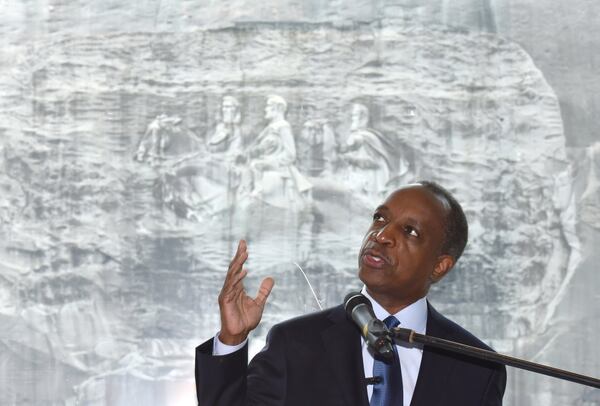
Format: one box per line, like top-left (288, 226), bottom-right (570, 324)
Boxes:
top-left (391, 327), bottom-right (600, 389)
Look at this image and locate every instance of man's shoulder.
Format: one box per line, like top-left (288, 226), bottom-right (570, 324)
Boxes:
top-left (418, 302), bottom-right (507, 404)
top-left (427, 302), bottom-right (495, 352)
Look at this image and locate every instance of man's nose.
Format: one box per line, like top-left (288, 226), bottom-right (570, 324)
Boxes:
top-left (373, 225), bottom-right (394, 246)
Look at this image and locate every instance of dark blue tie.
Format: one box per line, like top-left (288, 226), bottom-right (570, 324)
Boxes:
top-left (370, 316), bottom-right (403, 406)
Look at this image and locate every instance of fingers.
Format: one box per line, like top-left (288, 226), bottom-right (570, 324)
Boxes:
top-left (220, 240), bottom-right (249, 302)
top-left (254, 277), bottom-right (275, 308)
top-left (221, 269), bottom-right (248, 302)
top-left (220, 240), bottom-right (274, 310)
top-left (227, 268), bottom-right (248, 291)
top-left (226, 240), bottom-right (248, 277)
top-left (223, 240), bottom-right (248, 285)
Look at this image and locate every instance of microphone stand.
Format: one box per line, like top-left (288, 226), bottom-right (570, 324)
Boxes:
top-left (390, 327), bottom-right (600, 389)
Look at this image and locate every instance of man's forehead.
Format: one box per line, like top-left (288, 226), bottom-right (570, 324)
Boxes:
top-left (381, 185), bottom-right (450, 217)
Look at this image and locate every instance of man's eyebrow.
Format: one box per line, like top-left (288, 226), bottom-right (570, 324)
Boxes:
top-left (404, 216), bottom-right (424, 229)
top-left (374, 205), bottom-right (388, 213)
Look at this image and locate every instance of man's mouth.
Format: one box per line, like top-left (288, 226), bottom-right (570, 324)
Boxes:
top-left (361, 249), bottom-right (389, 268)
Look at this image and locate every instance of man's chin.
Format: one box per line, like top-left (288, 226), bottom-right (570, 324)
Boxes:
top-left (358, 267), bottom-right (387, 287)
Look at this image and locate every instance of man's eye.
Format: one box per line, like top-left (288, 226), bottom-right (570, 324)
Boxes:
top-left (373, 213), bottom-right (385, 222)
top-left (405, 226), bottom-right (419, 237)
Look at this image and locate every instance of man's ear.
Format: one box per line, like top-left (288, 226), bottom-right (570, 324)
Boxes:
top-left (431, 255), bottom-right (455, 283)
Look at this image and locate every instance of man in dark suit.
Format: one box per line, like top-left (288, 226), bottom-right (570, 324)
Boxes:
top-left (195, 181), bottom-right (507, 405)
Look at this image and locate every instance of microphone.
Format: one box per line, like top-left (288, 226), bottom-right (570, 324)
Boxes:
top-left (344, 292), bottom-right (394, 360)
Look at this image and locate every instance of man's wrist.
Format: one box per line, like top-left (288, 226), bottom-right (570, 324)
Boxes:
top-left (213, 332), bottom-right (248, 356)
top-left (218, 331), bottom-right (248, 346)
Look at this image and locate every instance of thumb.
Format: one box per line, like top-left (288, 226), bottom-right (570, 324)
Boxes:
top-left (254, 277), bottom-right (275, 308)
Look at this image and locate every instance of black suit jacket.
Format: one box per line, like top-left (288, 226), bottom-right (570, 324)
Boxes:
top-left (195, 302), bottom-right (506, 405)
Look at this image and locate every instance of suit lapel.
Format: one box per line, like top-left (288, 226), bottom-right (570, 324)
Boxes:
top-left (321, 306), bottom-right (370, 406)
top-left (410, 302), bottom-right (458, 406)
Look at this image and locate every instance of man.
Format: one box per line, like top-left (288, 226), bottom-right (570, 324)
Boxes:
top-left (241, 95), bottom-right (311, 208)
top-left (207, 95), bottom-right (243, 157)
top-left (297, 104), bottom-right (337, 177)
top-left (339, 103), bottom-right (407, 199)
top-left (195, 181), bottom-right (507, 405)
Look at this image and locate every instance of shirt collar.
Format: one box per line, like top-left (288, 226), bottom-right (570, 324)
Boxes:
top-left (361, 286), bottom-right (428, 334)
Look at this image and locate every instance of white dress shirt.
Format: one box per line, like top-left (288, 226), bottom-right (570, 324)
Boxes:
top-left (213, 289), bottom-right (428, 405)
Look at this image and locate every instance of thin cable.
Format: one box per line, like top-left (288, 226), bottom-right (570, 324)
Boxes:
top-left (293, 262), bottom-right (323, 310)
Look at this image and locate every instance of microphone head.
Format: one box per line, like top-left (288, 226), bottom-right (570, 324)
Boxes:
top-left (344, 292), bottom-right (396, 360)
top-left (343, 292), bottom-right (370, 318)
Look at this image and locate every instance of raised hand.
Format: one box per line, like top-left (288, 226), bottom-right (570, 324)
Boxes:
top-left (218, 240), bottom-right (275, 345)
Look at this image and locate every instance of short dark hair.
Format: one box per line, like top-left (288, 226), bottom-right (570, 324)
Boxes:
top-left (417, 180), bottom-right (469, 262)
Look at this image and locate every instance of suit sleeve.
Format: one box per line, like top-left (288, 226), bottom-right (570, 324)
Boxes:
top-left (195, 337), bottom-right (249, 406)
top-left (195, 326), bottom-right (288, 406)
top-left (481, 364), bottom-right (507, 406)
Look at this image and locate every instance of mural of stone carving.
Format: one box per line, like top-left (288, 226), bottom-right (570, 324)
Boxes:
top-left (0, 4), bottom-right (598, 406)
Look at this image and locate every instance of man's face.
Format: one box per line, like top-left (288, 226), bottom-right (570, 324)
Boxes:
top-left (222, 100), bottom-right (237, 124)
top-left (264, 100), bottom-right (279, 120)
top-left (358, 185), bottom-right (453, 308)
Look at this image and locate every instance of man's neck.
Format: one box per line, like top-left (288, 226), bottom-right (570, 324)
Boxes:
top-left (361, 287), bottom-right (428, 333)
top-left (363, 288), bottom-right (425, 315)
